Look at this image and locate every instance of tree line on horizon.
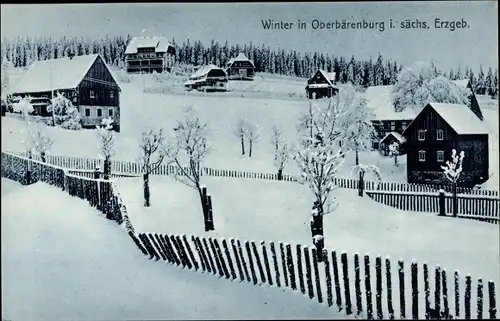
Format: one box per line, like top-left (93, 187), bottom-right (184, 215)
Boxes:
top-left (0, 35), bottom-right (498, 96)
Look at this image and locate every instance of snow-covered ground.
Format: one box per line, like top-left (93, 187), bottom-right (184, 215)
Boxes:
top-left (114, 175), bottom-right (500, 286)
top-left (1, 178), bottom-right (349, 320)
top-left (1, 70), bottom-right (497, 187)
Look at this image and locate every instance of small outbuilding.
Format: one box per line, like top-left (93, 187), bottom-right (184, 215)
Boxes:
top-left (305, 70), bottom-right (339, 99)
top-left (379, 131), bottom-right (407, 156)
top-left (185, 65), bottom-right (228, 92)
top-left (225, 52), bottom-right (255, 80)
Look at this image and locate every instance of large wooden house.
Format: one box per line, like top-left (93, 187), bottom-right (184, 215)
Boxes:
top-left (403, 102), bottom-right (489, 187)
top-left (184, 65), bottom-right (228, 92)
top-left (226, 52), bottom-right (255, 80)
top-left (305, 70), bottom-right (339, 99)
top-left (366, 79), bottom-right (481, 150)
top-left (125, 36), bottom-right (176, 73)
top-left (12, 54), bottom-right (121, 131)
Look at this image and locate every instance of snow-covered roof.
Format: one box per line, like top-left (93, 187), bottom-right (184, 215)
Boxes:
top-left (125, 36), bottom-right (172, 54)
top-left (189, 64), bottom-right (225, 80)
top-left (380, 131), bottom-right (407, 144)
top-left (227, 52), bottom-right (255, 68)
top-left (428, 102), bottom-right (489, 135)
top-left (451, 79), bottom-right (470, 88)
top-left (13, 54), bottom-right (103, 94)
top-left (363, 85), bottom-right (419, 121)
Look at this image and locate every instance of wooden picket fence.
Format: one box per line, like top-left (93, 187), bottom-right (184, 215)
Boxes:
top-left (10, 150), bottom-right (498, 197)
top-left (0, 152), bottom-right (133, 228)
top-left (129, 231), bottom-right (498, 320)
top-left (366, 190), bottom-right (499, 224)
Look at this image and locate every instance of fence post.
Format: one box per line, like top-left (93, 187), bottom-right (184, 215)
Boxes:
top-left (297, 244), bottom-right (305, 294)
top-left (280, 242), bottom-right (289, 287)
top-left (439, 189), bottom-right (446, 216)
top-left (376, 256), bottom-right (384, 319)
top-left (209, 238), bottom-right (224, 278)
top-left (251, 240), bottom-right (266, 284)
top-left (304, 246), bottom-right (314, 299)
top-left (442, 269), bottom-right (450, 319)
top-left (286, 244), bottom-right (296, 291)
top-left (214, 239), bottom-right (230, 279)
top-left (435, 266), bottom-right (442, 318)
top-left (182, 235), bottom-right (199, 271)
top-left (455, 271), bottom-right (461, 318)
top-left (230, 239), bottom-right (244, 281)
top-left (324, 249), bottom-right (333, 307)
top-left (411, 262), bottom-right (419, 320)
top-left (365, 254), bottom-right (374, 319)
top-left (424, 263), bottom-right (431, 319)
top-left (222, 239), bottom-right (237, 280)
top-left (465, 275), bottom-right (472, 319)
top-left (237, 239), bottom-right (251, 282)
top-left (488, 281), bottom-right (496, 319)
top-left (477, 278), bottom-right (483, 319)
top-left (261, 241), bottom-right (273, 286)
top-left (341, 252), bottom-right (351, 314)
top-left (332, 251), bottom-right (343, 311)
top-left (312, 248), bottom-right (323, 304)
top-left (192, 236), bottom-right (207, 272)
top-left (245, 241), bottom-right (258, 285)
top-left (164, 235), bottom-right (181, 266)
top-left (270, 241), bottom-right (281, 287)
top-left (398, 260), bottom-right (406, 319)
top-left (385, 257), bottom-right (395, 320)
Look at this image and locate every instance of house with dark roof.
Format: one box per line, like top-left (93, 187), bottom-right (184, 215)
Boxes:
top-left (402, 102), bottom-right (489, 187)
top-left (184, 65), bottom-right (228, 92)
top-left (12, 54), bottom-right (121, 131)
top-left (225, 52), bottom-right (255, 80)
top-left (305, 70), bottom-right (339, 99)
top-left (125, 36), bottom-right (176, 73)
top-left (365, 78), bottom-right (482, 150)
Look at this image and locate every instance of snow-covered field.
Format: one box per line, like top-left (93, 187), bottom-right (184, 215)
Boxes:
top-left (1, 178), bottom-right (349, 320)
top-left (114, 175), bottom-right (500, 286)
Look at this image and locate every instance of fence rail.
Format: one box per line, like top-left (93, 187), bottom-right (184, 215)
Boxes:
top-left (10, 150), bottom-right (499, 197)
top-left (129, 231), bottom-right (498, 320)
top-left (366, 190), bottom-right (499, 224)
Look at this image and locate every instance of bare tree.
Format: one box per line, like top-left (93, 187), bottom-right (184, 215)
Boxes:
top-left (137, 128), bottom-right (170, 207)
top-left (351, 164), bottom-right (382, 196)
top-left (441, 149), bottom-right (465, 217)
top-left (170, 106), bottom-right (210, 219)
top-left (232, 117), bottom-right (249, 155)
top-left (270, 124), bottom-right (284, 160)
top-left (95, 118), bottom-right (116, 180)
top-left (245, 120), bottom-right (261, 157)
top-left (30, 121), bottom-right (53, 163)
top-left (389, 142), bottom-right (400, 166)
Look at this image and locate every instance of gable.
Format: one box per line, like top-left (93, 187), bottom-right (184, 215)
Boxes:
top-left (308, 70), bottom-right (333, 87)
top-left (78, 56), bottom-right (121, 91)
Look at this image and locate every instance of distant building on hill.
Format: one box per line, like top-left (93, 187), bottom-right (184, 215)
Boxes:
top-left (305, 70), bottom-right (338, 99)
top-left (11, 54), bottom-right (121, 131)
top-left (226, 52), bottom-right (255, 80)
top-left (184, 65), bottom-right (228, 92)
top-left (125, 36), bottom-right (176, 73)
top-left (403, 102), bottom-right (489, 187)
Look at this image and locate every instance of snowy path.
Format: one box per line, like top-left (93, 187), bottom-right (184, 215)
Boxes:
top-left (1, 179), bottom-right (349, 321)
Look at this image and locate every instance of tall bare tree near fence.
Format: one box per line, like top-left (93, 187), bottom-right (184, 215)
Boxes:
top-left (351, 164), bottom-right (382, 197)
top-left (441, 149), bottom-right (465, 217)
top-left (170, 106), bottom-right (213, 230)
top-left (232, 117), bottom-right (249, 156)
top-left (137, 128), bottom-right (171, 207)
top-left (270, 125), bottom-right (290, 181)
top-left (95, 118), bottom-right (116, 180)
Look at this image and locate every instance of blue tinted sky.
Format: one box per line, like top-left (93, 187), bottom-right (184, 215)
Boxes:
top-left (1, 2), bottom-right (497, 71)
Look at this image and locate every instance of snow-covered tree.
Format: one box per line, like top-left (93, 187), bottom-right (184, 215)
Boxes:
top-left (245, 120), bottom-right (261, 158)
top-left (393, 62), bottom-right (470, 112)
top-left (29, 121), bottom-right (53, 162)
top-left (270, 124), bottom-right (284, 159)
top-left (232, 117), bottom-right (249, 156)
top-left (441, 149), bottom-right (465, 217)
top-left (294, 94), bottom-right (351, 217)
top-left (1, 57), bottom-right (14, 102)
top-left (95, 118), bottom-right (116, 179)
top-left (170, 106), bottom-right (210, 219)
top-left (12, 97), bottom-right (34, 117)
top-left (389, 141), bottom-right (400, 166)
top-left (270, 125), bottom-right (290, 180)
top-left (350, 164), bottom-right (382, 196)
top-left (338, 84), bottom-right (377, 165)
top-left (47, 92), bottom-right (82, 130)
top-left (137, 128), bottom-right (169, 207)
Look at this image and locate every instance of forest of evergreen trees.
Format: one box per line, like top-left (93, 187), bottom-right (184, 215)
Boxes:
top-left (1, 35), bottom-right (498, 96)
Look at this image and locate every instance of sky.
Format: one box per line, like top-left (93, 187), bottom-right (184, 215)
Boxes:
top-left (1, 2), bottom-right (498, 72)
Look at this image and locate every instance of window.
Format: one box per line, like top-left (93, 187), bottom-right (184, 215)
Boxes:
top-left (418, 129), bottom-right (426, 141)
top-left (90, 90), bottom-right (95, 99)
top-left (391, 121), bottom-right (396, 131)
top-left (97, 108), bottom-right (102, 117)
top-left (110, 91), bottom-right (114, 99)
top-left (108, 108), bottom-right (113, 117)
top-left (85, 108), bottom-right (90, 117)
top-left (437, 151), bottom-right (444, 162)
top-left (418, 150), bottom-right (426, 162)
top-left (436, 129), bottom-right (444, 141)
top-left (402, 122), bottom-right (407, 130)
